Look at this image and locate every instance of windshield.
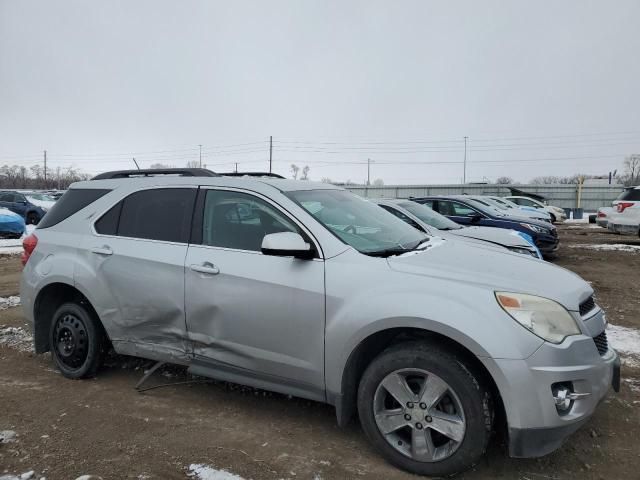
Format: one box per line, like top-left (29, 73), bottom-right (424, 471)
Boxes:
top-left (492, 197), bottom-right (519, 209)
top-left (286, 189), bottom-right (428, 255)
top-left (480, 197), bottom-right (509, 211)
top-left (464, 198), bottom-right (504, 216)
top-left (397, 201), bottom-right (462, 230)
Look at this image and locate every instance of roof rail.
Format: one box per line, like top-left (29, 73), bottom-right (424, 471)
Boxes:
top-left (91, 168), bottom-right (219, 180)
top-left (220, 172), bottom-right (286, 179)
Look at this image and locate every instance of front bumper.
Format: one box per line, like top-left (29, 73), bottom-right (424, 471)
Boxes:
top-left (482, 310), bottom-right (618, 458)
top-left (534, 232), bottom-right (559, 254)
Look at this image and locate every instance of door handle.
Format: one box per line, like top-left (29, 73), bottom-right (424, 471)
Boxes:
top-left (190, 263), bottom-right (220, 275)
top-left (91, 246), bottom-right (113, 256)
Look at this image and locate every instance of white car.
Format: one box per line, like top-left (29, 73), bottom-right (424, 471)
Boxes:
top-left (612, 185), bottom-right (640, 213)
top-left (505, 196), bottom-right (567, 223)
top-left (481, 196), bottom-right (552, 223)
top-left (596, 207), bottom-right (614, 228)
top-left (607, 205), bottom-right (640, 236)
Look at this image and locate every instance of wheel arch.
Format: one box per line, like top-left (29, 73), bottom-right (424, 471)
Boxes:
top-left (33, 282), bottom-right (105, 354)
top-left (332, 327), bottom-right (505, 433)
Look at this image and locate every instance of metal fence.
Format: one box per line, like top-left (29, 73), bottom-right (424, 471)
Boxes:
top-left (343, 184), bottom-right (625, 211)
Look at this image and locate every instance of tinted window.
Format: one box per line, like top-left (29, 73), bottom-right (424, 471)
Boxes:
top-left (95, 202), bottom-right (122, 235)
top-left (616, 188), bottom-right (640, 201)
top-left (379, 205), bottom-right (424, 231)
top-left (0, 192), bottom-right (14, 202)
top-left (117, 188), bottom-right (196, 243)
top-left (438, 200), bottom-right (476, 216)
top-left (38, 189), bottom-right (111, 229)
top-left (202, 190), bottom-right (299, 251)
top-left (398, 201), bottom-right (462, 230)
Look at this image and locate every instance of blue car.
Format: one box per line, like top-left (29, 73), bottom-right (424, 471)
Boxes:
top-left (0, 207), bottom-right (26, 238)
top-left (0, 190), bottom-right (50, 225)
top-left (412, 195), bottom-right (559, 257)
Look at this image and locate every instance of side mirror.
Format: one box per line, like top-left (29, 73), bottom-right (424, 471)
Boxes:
top-left (261, 232), bottom-right (314, 259)
top-left (470, 214), bottom-right (482, 223)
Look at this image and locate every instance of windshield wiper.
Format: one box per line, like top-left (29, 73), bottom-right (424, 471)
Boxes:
top-left (366, 237), bottom-right (431, 257)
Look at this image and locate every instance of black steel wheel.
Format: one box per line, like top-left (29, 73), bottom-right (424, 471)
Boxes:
top-left (26, 212), bottom-right (39, 225)
top-left (50, 302), bottom-right (106, 379)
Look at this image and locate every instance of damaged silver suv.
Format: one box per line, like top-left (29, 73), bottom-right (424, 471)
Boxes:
top-left (20, 169), bottom-right (620, 477)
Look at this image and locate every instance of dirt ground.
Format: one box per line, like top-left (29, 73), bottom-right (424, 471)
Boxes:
top-left (1, 225), bottom-right (639, 480)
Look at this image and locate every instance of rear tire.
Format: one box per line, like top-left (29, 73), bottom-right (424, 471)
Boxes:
top-left (26, 212), bottom-right (39, 225)
top-left (357, 342), bottom-right (492, 477)
top-left (49, 302), bottom-right (106, 379)
top-left (549, 213), bottom-right (556, 223)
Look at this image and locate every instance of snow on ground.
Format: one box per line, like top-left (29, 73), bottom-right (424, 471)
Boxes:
top-left (567, 244), bottom-right (640, 253)
top-left (0, 325), bottom-right (33, 352)
top-left (607, 324), bottom-right (640, 369)
top-left (187, 464), bottom-right (245, 480)
top-left (0, 430), bottom-right (17, 443)
top-left (565, 216), bottom-right (591, 224)
top-left (0, 296), bottom-right (21, 310)
top-left (0, 224), bottom-right (35, 255)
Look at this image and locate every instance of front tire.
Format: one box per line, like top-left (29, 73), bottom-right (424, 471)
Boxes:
top-left (26, 212), bottom-right (39, 225)
top-left (49, 302), bottom-right (106, 379)
top-left (357, 342), bottom-right (492, 477)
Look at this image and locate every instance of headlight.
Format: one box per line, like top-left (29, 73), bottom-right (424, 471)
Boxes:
top-left (520, 223), bottom-right (548, 234)
top-left (495, 292), bottom-right (581, 343)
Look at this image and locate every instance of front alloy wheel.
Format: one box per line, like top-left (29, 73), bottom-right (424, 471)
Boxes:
top-left (373, 368), bottom-right (466, 462)
top-left (357, 342), bottom-right (492, 477)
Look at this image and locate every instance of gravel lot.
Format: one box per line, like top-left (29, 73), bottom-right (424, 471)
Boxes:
top-left (1, 224), bottom-right (639, 480)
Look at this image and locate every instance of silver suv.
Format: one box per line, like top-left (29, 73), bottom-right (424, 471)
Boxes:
top-left (20, 169), bottom-right (620, 477)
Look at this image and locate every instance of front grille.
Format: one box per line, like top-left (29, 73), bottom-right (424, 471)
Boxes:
top-left (593, 330), bottom-right (608, 356)
top-left (579, 296), bottom-right (596, 316)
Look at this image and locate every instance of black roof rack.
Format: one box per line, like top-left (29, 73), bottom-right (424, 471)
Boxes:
top-left (91, 168), bottom-right (219, 180)
top-left (220, 172), bottom-right (286, 179)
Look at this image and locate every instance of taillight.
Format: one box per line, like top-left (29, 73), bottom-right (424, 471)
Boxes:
top-left (597, 211), bottom-right (606, 218)
top-left (617, 202), bottom-right (634, 213)
top-left (21, 233), bottom-right (38, 266)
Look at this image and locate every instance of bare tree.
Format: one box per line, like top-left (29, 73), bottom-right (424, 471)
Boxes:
top-left (185, 160), bottom-right (200, 168)
top-left (290, 164), bottom-right (300, 179)
top-left (321, 177), bottom-right (333, 184)
top-left (622, 154), bottom-right (640, 185)
top-left (495, 176), bottom-right (514, 184)
top-left (301, 165), bottom-right (310, 180)
top-left (149, 162), bottom-right (174, 169)
top-left (0, 163), bottom-right (91, 189)
top-left (373, 178), bottom-right (384, 186)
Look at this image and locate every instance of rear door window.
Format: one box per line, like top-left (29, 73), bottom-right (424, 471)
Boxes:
top-left (115, 188), bottom-right (196, 243)
top-left (38, 189), bottom-right (111, 228)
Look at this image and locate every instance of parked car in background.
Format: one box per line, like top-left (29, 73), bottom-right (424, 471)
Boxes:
top-left (607, 205), bottom-right (640, 236)
top-left (0, 190), bottom-right (50, 224)
top-left (375, 199), bottom-right (541, 258)
top-left (472, 196), bottom-right (552, 223)
top-left (23, 191), bottom-right (57, 210)
top-left (505, 196), bottom-right (567, 223)
top-left (485, 196), bottom-right (552, 222)
top-left (0, 207), bottom-right (25, 238)
top-left (612, 185), bottom-right (640, 214)
top-left (21, 168), bottom-right (617, 477)
top-left (412, 195), bottom-right (559, 257)
top-left (596, 207), bottom-right (614, 228)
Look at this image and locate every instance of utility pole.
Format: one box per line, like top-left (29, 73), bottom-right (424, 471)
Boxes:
top-left (269, 136), bottom-right (273, 173)
top-left (367, 158), bottom-right (371, 186)
top-left (43, 150), bottom-right (47, 185)
top-left (132, 157), bottom-right (140, 170)
top-left (199, 144), bottom-right (202, 168)
top-left (463, 136), bottom-right (468, 184)
top-left (235, 162), bottom-right (238, 173)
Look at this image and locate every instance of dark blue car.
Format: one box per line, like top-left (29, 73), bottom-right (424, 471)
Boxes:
top-left (412, 195), bottom-right (559, 256)
top-left (0, 191), bottom-right (49, 225)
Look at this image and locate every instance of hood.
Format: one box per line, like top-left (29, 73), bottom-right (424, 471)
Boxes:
top-left (449, 226), bottom-right (533, 249)
top-left (492, 213), bottom-right (556, 231)
top-left (387, 238), bottom-right (590, 311)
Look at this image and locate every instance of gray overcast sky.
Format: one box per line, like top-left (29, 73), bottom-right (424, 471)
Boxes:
top-left (2, 0), bottom-right (640, 184)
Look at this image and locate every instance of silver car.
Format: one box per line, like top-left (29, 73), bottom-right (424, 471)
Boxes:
top-left (20, 169), bottom-right (619, 477)
top-left (375, 198), bottom-right (541, 258)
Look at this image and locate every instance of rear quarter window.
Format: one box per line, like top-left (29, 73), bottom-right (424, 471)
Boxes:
top-left (616, 188), bottom-right (640, 201)
top-left (38, 189), bottom-right (111, 229)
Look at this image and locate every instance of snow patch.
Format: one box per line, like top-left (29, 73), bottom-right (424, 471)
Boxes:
top-left (187, 464), bottom-right (245, 480)
top-left (567, 243), bottom-right (640, 253)
top-left (607, 324), bottom-right (640, 358)
top-left (0, 296), bottom-right (21, 310)
top-left (0, 430), bottom-right (17, 443)
top-left (0, 325), bottom-right (34, 352)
